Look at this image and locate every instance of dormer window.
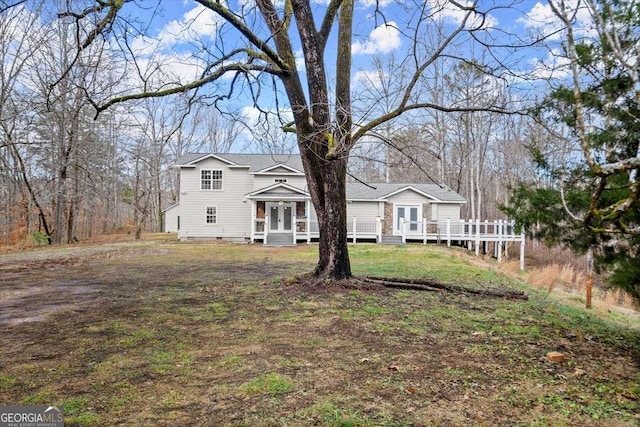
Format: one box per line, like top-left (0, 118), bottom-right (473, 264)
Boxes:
top-left (274, 178), bottom-right (287, 183)
top-left (201, 170), bottom-right (223, 190)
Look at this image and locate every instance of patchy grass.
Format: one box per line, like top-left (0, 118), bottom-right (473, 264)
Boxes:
top-left (0, 240), bottom-right (638, 426)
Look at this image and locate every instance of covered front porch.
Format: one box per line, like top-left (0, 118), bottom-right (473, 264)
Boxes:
top-left (245, 182), bottom-right (379, 245)
top-left (250, 202), bottom-right (382, 245)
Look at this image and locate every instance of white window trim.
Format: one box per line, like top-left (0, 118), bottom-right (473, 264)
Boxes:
top-left (205, 206), bottom-right (218, 225)
top-left (200, 169), bottom-right (224, 191)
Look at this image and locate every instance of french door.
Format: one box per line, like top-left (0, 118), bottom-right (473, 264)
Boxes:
top-left (267, 202), bottom-right (293, 232)
top-left (395, 205), bottom-right (420, 234)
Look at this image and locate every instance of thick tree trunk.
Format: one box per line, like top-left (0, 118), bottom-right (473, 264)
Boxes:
top-left (301, 149), bottom-right (352, 280)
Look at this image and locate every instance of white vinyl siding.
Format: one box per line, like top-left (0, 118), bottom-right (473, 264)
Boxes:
top-left (254, 175), bottom-right (306, 190)
top-left (346, 201), bottom-right (380, 220)
top-left (163, 204), bottom-right (180, 232)
top-left (432, 204), bottom-right (461, 221)
top-left (201, 169), bottom-right (223, 190)
top-left (178, 158), bottom-right (254, 240)
top-left (205, 206), bottom-right (218, 224)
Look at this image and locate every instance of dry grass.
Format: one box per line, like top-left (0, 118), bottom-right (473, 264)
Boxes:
top-left (0, 238), bottom-right (639, 425)
top-left (527, 263), bottom-right (586, 294)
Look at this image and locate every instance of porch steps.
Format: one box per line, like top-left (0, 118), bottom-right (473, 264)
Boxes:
top-left (380, 235), bottom-right (404, 245)
top-left (265, 234), bottom-right (296, 246)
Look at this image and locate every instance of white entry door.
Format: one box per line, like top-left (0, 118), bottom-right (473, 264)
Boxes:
top-left (395, 205), bottom-right (421, 234)
top-left (267, 202), bottom-right (293, 232)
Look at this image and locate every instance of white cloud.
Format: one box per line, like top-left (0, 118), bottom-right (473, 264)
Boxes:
top-left (130, 5), bottom-right (220, 57)
top-left (352, 22), bottom-right (401, 55)
top-left (426, 0), bottom-right (498, 30)
top-left (294, 49), bottom-right (305, 72)
top-left (517, 0), bottom-right (594, 41)
top-left (158, 5), bottom-right (220, 46)
top-left (125, 5), bottom-right (223, 87)
top-left (353, 69), bottom-right (387, 89)
top-left (526, 48), bottom-right (572, 80)
top-left (357, 0), bottom-right (394, 7)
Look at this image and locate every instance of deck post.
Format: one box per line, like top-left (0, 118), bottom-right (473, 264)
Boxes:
top-left (292, 215), bottom-right (297, 245)
top-left (353, 216), bottom-right (357, 244)
top-left (401, 219), bottom-right (406, 243)
top-left (422, 217), bottom-right (427, 245)
top-left (263, 216), bottom-right (269, 246)
top-left (497, 219), bottom-right (503, 262)
top-left (376, 216), bottom-right (382, 243)
top-left (520, 228), bottom-right (526, 270)
top-left (475, 219), bottom-right (481, 256)
top-left (446, 219), bottom-right (451, 247)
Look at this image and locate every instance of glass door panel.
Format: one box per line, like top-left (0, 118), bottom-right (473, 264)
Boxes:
top-left (270, 206), bottom-right (279, 231)
top-left (283, 206), bottom-right (292, 230)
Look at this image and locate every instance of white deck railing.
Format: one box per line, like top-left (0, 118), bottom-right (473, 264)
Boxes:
top-left (251, 216), bottom-right (526, 269)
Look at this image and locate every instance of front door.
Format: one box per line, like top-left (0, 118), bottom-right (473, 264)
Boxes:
top-left (267, 202), bottom-right (293, 232)
top-left (395, 205), bottom-right (421, 235)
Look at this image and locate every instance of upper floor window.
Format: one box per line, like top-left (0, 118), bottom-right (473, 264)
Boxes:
top-left (201, 169), bottom-right (223, 190)
top-left (274, 178), bottom-right (287, 183)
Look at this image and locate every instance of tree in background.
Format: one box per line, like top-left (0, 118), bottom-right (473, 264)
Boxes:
top-left (503, 0), bottom-right (640, 302)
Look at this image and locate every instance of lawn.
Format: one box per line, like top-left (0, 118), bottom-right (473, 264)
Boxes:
top-left (0, 238), bottom-right (638, 426)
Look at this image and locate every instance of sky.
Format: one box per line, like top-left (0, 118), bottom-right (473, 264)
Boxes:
top-left (78, 0), bottom-right (596, 149)
top-left (123, 0), bottom-right (590, 89)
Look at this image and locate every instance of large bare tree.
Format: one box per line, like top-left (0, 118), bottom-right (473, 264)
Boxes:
top-left (60, 0), bottom-right (517, 280)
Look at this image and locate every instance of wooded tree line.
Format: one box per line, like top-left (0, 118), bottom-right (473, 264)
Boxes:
top-left (0, 2), bottom-right (245, 244)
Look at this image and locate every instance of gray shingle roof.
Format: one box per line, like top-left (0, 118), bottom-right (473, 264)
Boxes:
top-left (176, 153), bottom-right (465, 203)
top-left (346, 182), bottom-right (466, 203)
top-left (176, 153), bottom-right (303, 173)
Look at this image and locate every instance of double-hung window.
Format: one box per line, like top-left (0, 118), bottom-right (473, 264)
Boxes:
top-left (205, 206), bottom-right (218, 224)
top-left (201, 169), bottom-right (223, 190)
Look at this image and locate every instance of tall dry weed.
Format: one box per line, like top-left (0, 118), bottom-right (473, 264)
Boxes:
top-left (526, 263), bottom-right (582, 294)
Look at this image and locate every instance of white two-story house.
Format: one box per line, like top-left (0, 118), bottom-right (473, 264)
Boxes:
top-left (163, 153), bottom-right (466, 245)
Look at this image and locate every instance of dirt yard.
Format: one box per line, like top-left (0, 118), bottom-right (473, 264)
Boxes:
top-left (0, 239), bottom-right (638, 426)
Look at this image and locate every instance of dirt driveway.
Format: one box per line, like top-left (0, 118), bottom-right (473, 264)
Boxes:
top-left (0, 242), bottom-right (158, 325)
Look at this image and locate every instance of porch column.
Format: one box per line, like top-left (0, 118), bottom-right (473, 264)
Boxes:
top-left (250, 199), bottom-right (256, 243)
top-left (292, 215), bottom-right (297, 245)
top-left (306, 200), bottom-right (311, 244)
top-left (264, 215), bottom-right (269, 246)
top-left (376, 216), bottom-right (382, 243)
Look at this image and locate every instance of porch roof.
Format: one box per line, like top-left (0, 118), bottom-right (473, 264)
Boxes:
top-left (245, 182), bottom-right (310, 200)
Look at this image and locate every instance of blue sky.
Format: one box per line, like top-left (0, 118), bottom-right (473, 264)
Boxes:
top-left (104, 0), bottom-right (591, 148)
top-left (125, 0), bottom-right (578, 86)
